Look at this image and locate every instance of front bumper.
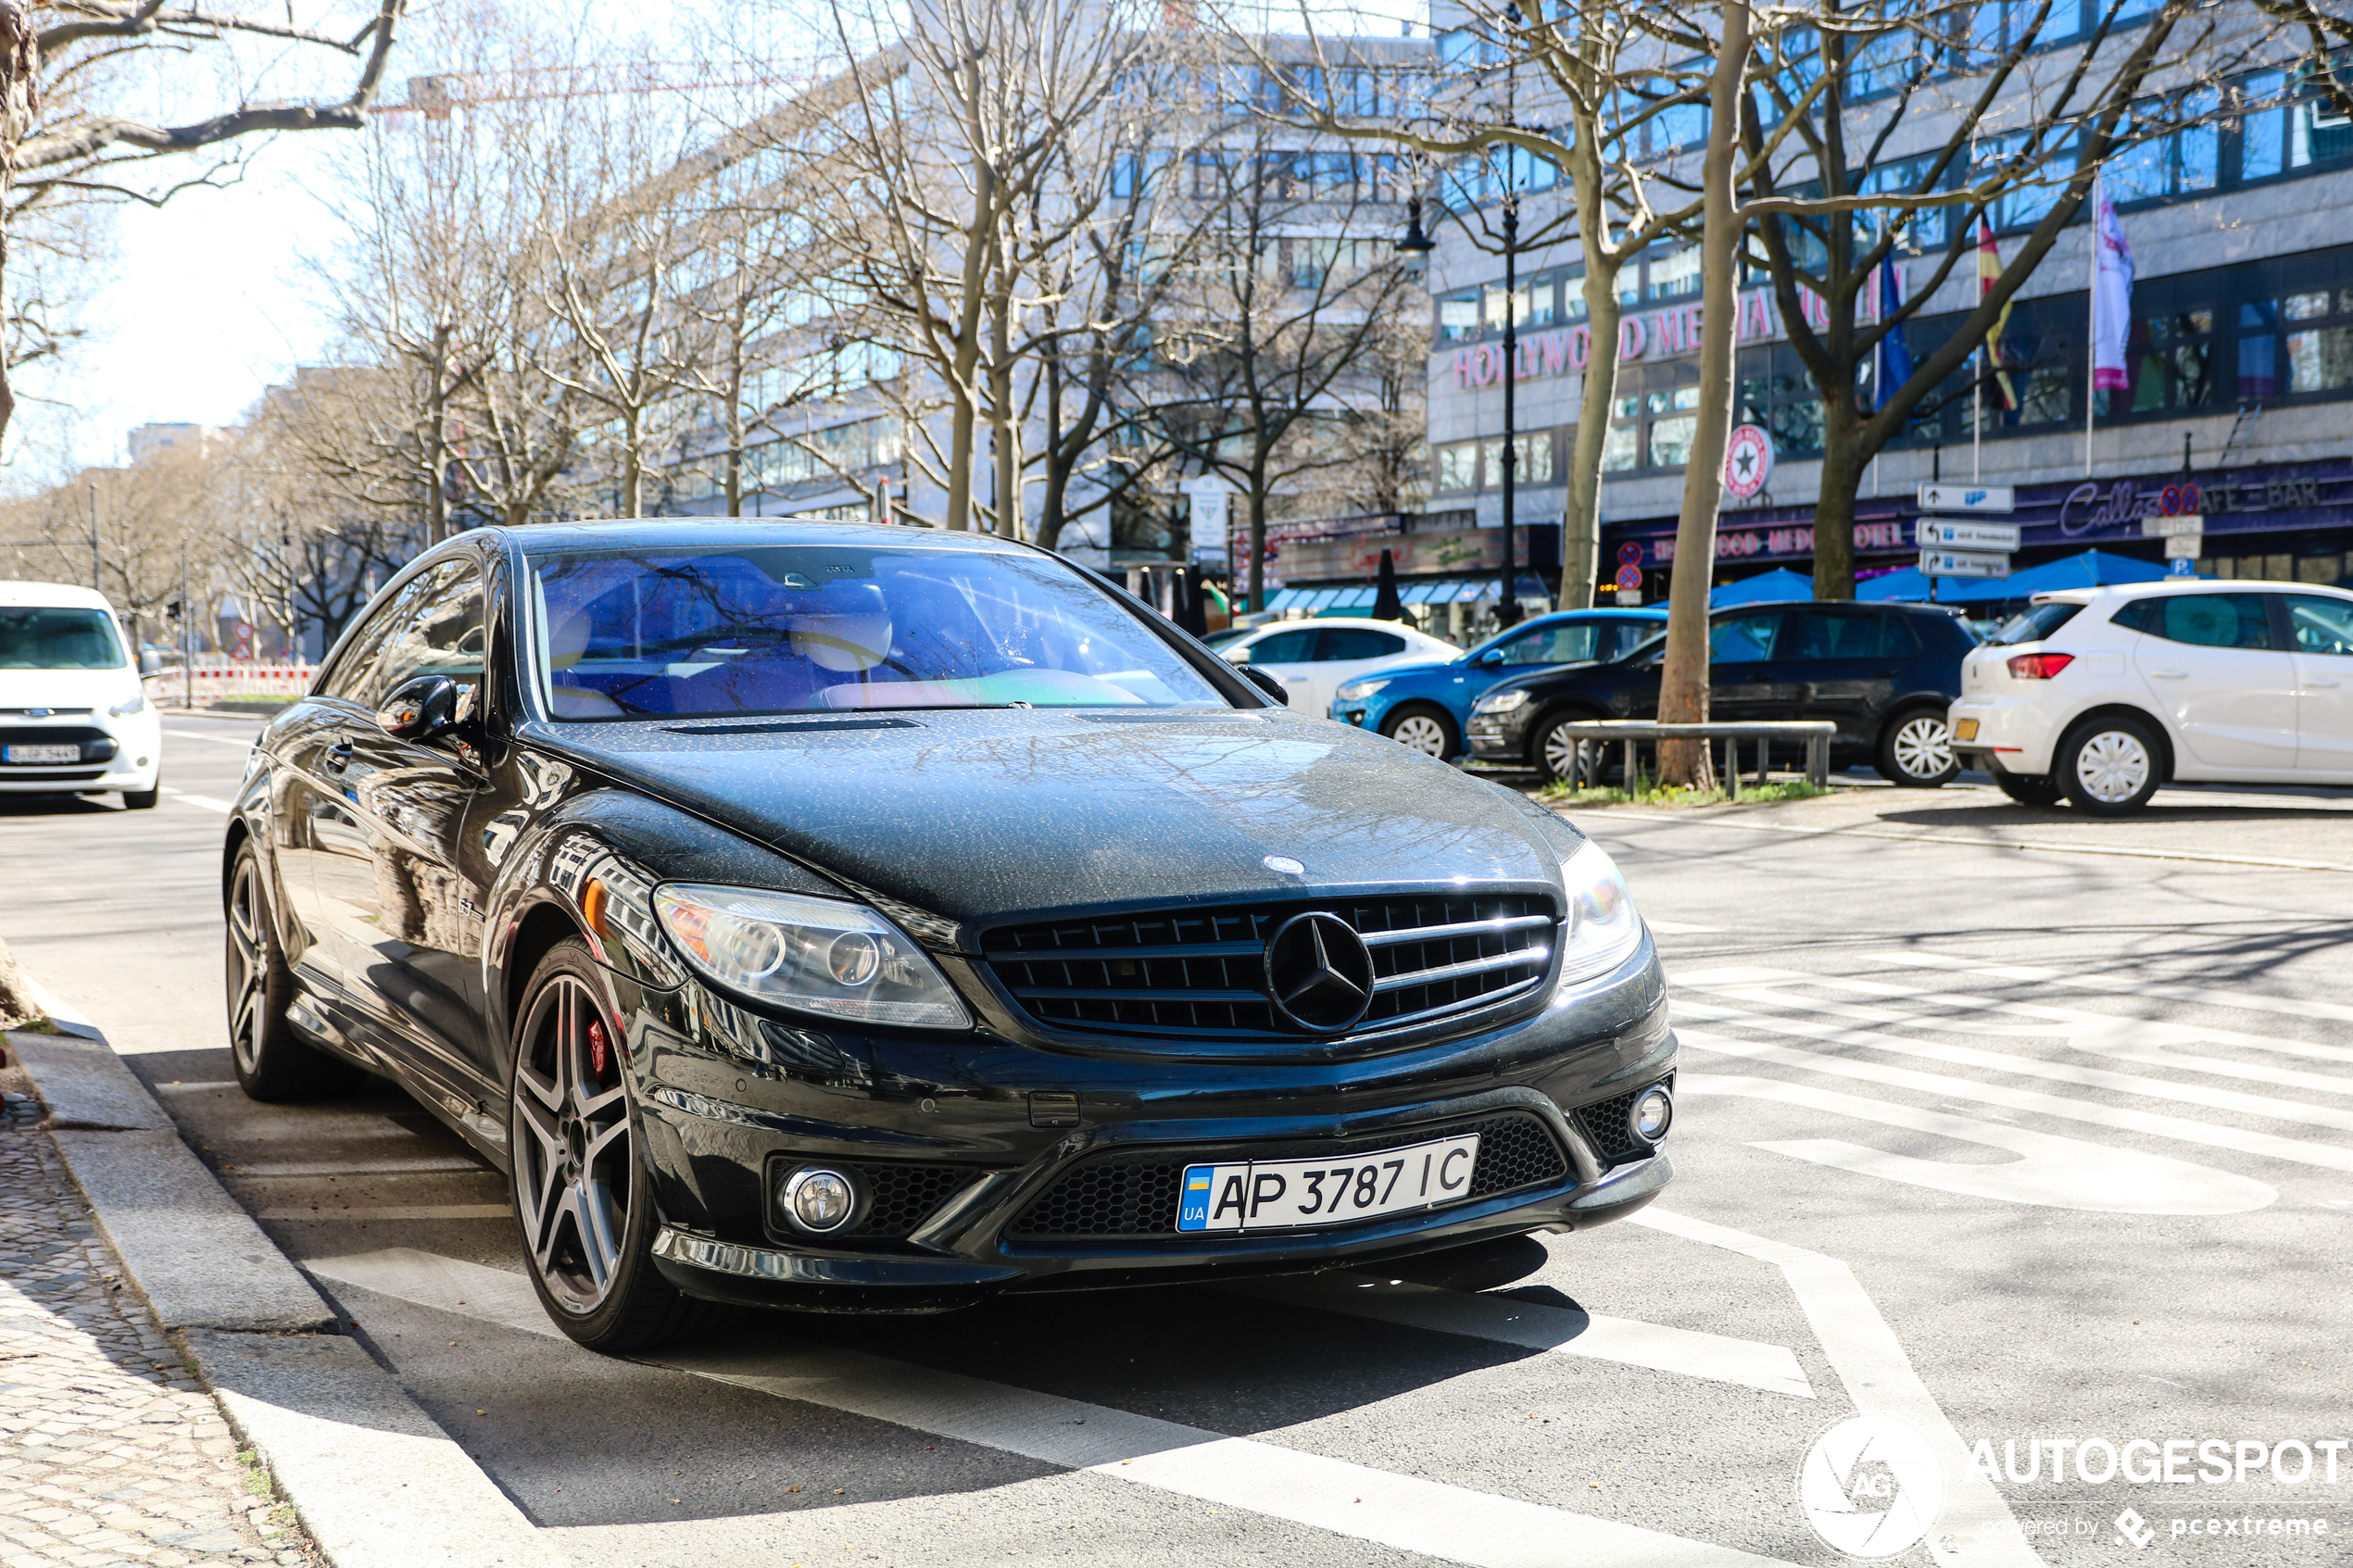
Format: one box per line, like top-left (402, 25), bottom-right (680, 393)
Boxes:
top-left (1465, 708), bottom-right (1530, 761)
top-left (0, 712), bottom-right (161, 795)
top-left (1947, 694), bottom-right (2059, 775)
top-left (620, 935), bottom-right (1676, 1311)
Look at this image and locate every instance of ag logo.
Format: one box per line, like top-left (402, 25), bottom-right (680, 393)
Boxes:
top-left (1796, 1416), bottom-right (1944, 1559)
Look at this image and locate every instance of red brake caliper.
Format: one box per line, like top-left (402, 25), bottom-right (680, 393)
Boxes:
top-left (588, 1018), bottom-right (610, 1081)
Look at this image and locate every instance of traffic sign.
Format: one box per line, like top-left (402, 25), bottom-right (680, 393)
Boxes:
top-left (1917, 483), bottom-right (2015, 513)
top-left (1615, 564), bottom-right (1644, 594)
top-left (2163, 533), bottom-right (2202, 559)
top-left (1919, 547), bottom-right (2011, 579)
top-left (2142, 514), bottom-right (2204, 537)
top-left (1917, 519), bottom-right (2022, 551)
top-left (1723, 425), bottom-right (1774, 499)
top-left (1617, 542), bottom-right (1644, 567)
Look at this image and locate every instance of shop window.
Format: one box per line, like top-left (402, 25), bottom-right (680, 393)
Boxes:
top-left (1437, 442), bottom-right (1478, 491)
top-left (1601, 423), bottom-right (1639, 471)
top-left (2128, 309), bottom-right (2216, 413)
top-left (1516, 433), bottom-right (1554, 485)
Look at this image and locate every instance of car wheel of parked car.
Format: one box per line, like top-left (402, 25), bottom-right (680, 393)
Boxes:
top-left (1533, 711), bottom-right (1603, 785)
top-left (511, 938), bottom-right (729, 1353)
top-left (225, 841), bottom-right (363, 1102)
top-left (2057, 716), bottom-right (2162, 815)
top-left (1991, 769), bottom-right (2064, 808)
top-left (1380, 704), bottom-right (1458, 759)
top-left (122, 780), bottom-right (159, 809)
top-left (1875, 709), bottom-right (1959, 788)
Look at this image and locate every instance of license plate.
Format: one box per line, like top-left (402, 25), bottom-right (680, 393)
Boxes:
top-left (2, 744), bottom-right (80, 764)
top-left (1954, 719), bottom-right (1980, 742)
top-left (1176, 1132), bottom-right (1480, 1233)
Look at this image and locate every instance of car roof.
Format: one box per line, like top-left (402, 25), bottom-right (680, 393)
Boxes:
top-left (2036, 579), bottom-right (2353, 604)
top-left (0, 580), bottom-right (116, 611)
top-left (1242, 617), bottom-right (1445, 635)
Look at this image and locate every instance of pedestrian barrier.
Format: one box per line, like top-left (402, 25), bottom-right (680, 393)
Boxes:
top-left (144, 664), bottom-right (315, 704)
top-left (1556, 720), bottom-right (1838, 794)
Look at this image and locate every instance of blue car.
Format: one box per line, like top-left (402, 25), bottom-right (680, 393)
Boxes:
top-left (1327, 608), bottom-right (1669, 758)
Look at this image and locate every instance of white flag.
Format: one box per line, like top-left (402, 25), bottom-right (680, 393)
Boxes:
top-left (2093, 185), bottom-right (2134, 393)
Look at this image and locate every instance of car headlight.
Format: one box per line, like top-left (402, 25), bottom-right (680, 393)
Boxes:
top-left (652, 884), bottom-right (971, 1029)
top-left (1473, 689), bottom-right (1531, 715)
top-left (108, 695), bottom-right (147, 717)
top-left (1334, 677), bottom-right (1391, 700)
top-left (1556, 841), bottom-right (1644, 983)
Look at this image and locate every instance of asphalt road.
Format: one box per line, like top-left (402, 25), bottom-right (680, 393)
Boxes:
top-left (5, 708), bottom-right (2349, 1568)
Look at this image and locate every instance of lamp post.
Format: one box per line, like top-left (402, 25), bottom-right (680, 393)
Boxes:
top-left (1496, 179), bottom-right (1521, 630)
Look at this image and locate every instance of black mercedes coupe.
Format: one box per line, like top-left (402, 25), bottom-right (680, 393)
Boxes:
top-left (221, 522), bottom-right (1675, 1350)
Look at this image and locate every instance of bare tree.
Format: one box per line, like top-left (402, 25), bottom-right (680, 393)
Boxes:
top-left (0, 0), bottom-right (407, 441)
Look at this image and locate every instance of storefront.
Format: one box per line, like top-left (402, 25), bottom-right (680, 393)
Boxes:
top-left (1232, 509), bottom-right (1560, 636)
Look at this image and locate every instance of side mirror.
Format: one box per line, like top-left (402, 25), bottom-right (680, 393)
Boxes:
top-left (1239, 667), bottom-right (1290, 706)
top-left (138, 648), bottom-right (162, 676)
top-left (1475, 647), bottom-right (1504, 667)
top-left (376, 674), bottom-right (463, 742)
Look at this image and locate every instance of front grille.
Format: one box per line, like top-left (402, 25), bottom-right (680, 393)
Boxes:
top-left (1572, 1076), bottom-right (1672, 1170)
top-left (846, 1162), bottom-right (981, 1238)
top-left (981, 892), bottom-right (1557, 1043)
top-left (0, 768), bottom-right (106, 782)
top-left (1004, 1112), bottom-right (1570, 1241)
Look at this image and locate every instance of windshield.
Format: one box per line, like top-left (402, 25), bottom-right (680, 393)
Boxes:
top-left (0, 607), bottom-right (125, 670)
top-left (529, 544), bottom-right (1228, 720)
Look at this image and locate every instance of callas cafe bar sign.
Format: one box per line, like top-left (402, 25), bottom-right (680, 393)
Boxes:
top-left (1447, 276), bottom-right (1890, 388)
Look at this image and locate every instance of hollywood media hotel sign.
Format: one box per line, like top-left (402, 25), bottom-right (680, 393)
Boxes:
top-left (1448, 278), bottom-right (1895, 389)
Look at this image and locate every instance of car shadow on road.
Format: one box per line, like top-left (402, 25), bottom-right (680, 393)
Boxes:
top-left (0, 795), bottom-right (119, 816)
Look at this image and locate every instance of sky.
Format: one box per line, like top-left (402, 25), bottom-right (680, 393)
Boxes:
top-left (14, 0), bottom-right (1428, 479)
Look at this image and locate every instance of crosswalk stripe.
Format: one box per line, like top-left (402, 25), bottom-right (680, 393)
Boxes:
top-left (1676, 1026), bottom-right (2353, 1173)
top-left (308, 1248), bottom-right (1806, 1568)
top-left (1224, 1273), bottom-right (1815, 1399)
top-left (158, 785), bottom-right (233, 812)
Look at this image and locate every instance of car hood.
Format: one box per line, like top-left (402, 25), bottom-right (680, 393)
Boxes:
top-left (0, 667), bottom-right (143, 710)
top-left (527, 709), bottom-right (1575, 935)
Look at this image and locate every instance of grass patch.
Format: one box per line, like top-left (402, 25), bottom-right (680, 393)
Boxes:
top-left (1537, 778), bottom-right (1834, 809)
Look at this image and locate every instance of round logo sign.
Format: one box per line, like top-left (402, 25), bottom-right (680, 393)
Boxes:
top-left (1724, 423), bottom-right (1775, 499)
top-left (1795, 1416), bottom-right (1943, 1559)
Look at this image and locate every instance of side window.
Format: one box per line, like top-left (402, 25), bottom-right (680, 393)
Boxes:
top-left (1315, 628), bottom-right (1407, 661)
top-left (1497, 622), bottom-right (1599, 666)
top-left (370, 562), bottom-right (487, 710)
top-left (1787, 610), bottom-right (1914, 660)
top-left (2126, 593), bottom-right (2275, 650)
top-left (1708, 610), bottom-right (1785, 663)
top-left (319, 578), bottom-right (429, 705)
top-left (1246, 627), bottom-right (1317, 664)
top-left (2284, 596), bottom-right (2353, 656)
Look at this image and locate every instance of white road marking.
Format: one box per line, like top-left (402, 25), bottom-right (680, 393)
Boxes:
top-left (1676, 992), bottom-right (2353, 1133)
top-left (1677, 1025), bottom-right (2353, 1173)
top-left (1224, 1273), bottom-right (1814, 1399)
top-left (1643, 919), bottom-right (1720, 935)
top-left (158, 785), bottom-right (233, 813)
top-left (1680, 1072), bottom-right (2276, 1215)
top-left (1629, 1209), bottom-right (2037, 1568)
top-left (310, 1248), bottom-right (1806, 1568)
top-left (163, 727), bottom-right (258, 747)
top-left (256, 1204), bottom-right (511, 1222)
top-left (1597, 809), bottom-right (2353, 873)
top-left (1863, 950), bottom-right (2353, 1027)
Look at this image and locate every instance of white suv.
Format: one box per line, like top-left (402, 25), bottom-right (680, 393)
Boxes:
top-left (0, 581), bottom-right (164, 809)
top-left (1947, 579), bottom-right (2353, 813)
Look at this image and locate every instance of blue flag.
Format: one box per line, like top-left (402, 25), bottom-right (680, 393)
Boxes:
top-left (1875, 261), bottom-right (1915, 411)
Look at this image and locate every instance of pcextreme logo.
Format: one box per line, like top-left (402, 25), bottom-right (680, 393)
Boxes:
top-left (1797, 1416), bottom-right (1945, 1559)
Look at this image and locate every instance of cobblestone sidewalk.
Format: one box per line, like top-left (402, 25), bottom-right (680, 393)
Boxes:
top-left (0, 1079), bottom-right (316, 1568)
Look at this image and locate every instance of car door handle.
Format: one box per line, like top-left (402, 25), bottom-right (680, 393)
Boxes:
top-left (2148, 670), bottom-right (2188, 680)
top-left (322, 739), bottom-right (355, 771)
top-left (2307, 680), bottom-right (2342, 689)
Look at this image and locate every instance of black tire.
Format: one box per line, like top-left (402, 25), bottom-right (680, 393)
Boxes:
top-left (1991, 769), bottom-right (2064, 808)
top-left (1873, 707), bottom-right (1959, 788)
top-left (510, 938), bottom-right (730, 1353)
top-left (1531, 710), bottom-right (1604, 786)
top-left (2056, 714), bottom-right (2163, 815)
top-left (225, 841), bottom-right (363, 1102)
top-left (122, 780), bottom-right (160, 809)
top-left (1378, 702), bottom-right (1459, 759)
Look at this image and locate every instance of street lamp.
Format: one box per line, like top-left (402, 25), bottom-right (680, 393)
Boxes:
top-left (1394, 197), bottom-right (1436, 281)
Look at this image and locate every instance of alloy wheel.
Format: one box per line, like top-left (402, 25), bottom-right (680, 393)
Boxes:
top-left (1540, 722), bottom-right (1592, 785)
top-left (1389, 713), bottom-right (1450, 758)
top-left (226, 857), bottom-right (269, 1078)
top-left (2073, 729), bottom-right (2152, 804)
top-left (513, 977), bottom-right (635, 1314)
top-left (1891, 715), bottom-right (1954, 782)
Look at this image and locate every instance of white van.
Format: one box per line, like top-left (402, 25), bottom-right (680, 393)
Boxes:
top-left (0, 582), bottom-right (164, 809)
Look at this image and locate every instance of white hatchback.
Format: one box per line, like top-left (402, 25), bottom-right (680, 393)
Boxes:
top-left (1217, 616), bottom-right (1460, 719)
top-left (0, 581), bottom-right (164, 809)
top-left (1946, 579), bottom-right (2353, 812)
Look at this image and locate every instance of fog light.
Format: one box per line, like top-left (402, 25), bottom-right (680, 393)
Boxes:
top-left (780, 1166), bottom-right (857, 1233)
top-left (1629, 1085), bottom-right (1672, 1145)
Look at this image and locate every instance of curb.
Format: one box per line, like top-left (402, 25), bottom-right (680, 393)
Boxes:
top-left (2, 1016), bottom-right (570, 1568)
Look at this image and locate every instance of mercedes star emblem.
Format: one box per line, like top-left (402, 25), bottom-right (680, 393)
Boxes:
top-left (1262, 911), bottom-right (1376, 1034)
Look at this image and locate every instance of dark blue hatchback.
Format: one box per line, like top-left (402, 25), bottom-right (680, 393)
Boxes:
top-left (1328, 608), bottom-right (1668, 758)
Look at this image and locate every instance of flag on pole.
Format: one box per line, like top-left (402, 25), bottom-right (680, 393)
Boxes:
top-left (1875, 259), bottom-right (1915, 410)
top-left (1977, 220), bottom-right (2019, 414)
top-left (2092, 184), bottom-right (2135, 392)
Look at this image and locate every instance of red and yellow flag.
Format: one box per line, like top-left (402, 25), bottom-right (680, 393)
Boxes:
top-left (1977, 220), bottom-right (2019, 413)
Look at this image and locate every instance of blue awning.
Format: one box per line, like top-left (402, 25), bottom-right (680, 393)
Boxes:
top-left (1710, 568), bottom-right (1815, 607)
top-left (1263, 587), bottom-right (1309, 611)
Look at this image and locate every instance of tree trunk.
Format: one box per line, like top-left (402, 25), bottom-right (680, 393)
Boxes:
top-left (1560, 269), bottom-right (1625, 611)
top-left (1812, 392), bottom-right (1867, 599)
top-left (0, 1), bottom-right (36, 447)
top-left (1246, 482), bottom-right (1268, 616)
top-left (1656, 0), bottom-right (1752, 789)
